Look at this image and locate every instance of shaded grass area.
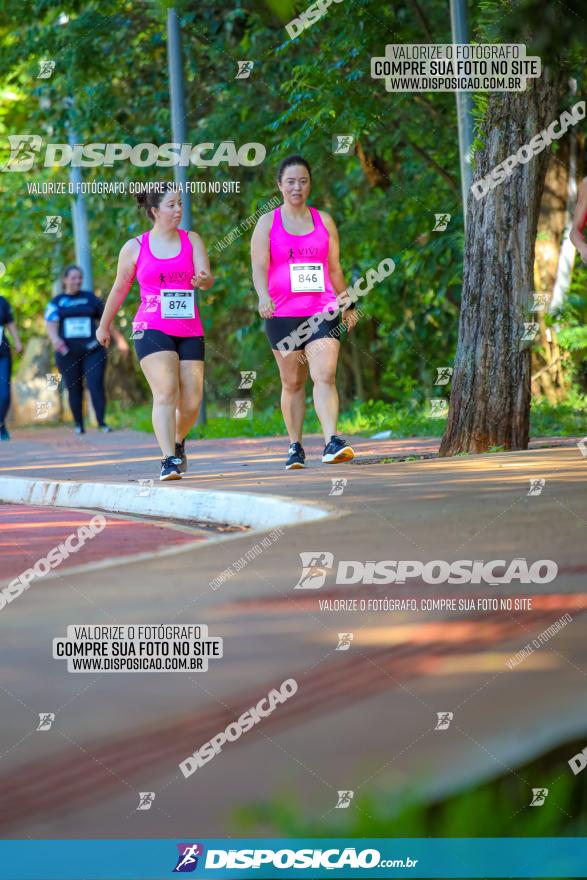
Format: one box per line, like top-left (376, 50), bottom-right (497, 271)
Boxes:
top-left (231, 733), bottom-right (587, 877)
top-left (106, 395), bottom-right (587, 442)
top-left (106, 398), bottom-right (444, 439)
top-left (529, 393), bottom-right (587, 438)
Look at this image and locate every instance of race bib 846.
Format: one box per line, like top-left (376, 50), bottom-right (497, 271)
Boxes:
top-left (289, 263), bottom-right (325, 294)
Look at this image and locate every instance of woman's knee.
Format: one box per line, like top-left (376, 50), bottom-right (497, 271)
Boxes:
top-left (178, 395), bottom-right (200, 417)
top-left (153, 386), bottom-right (179, 407)
top-left (281, 375), bottom-right (306, 394)
top-left (310, 367), bottom-right (336, 387)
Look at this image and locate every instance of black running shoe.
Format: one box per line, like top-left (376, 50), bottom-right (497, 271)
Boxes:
top-left (160, 455), bottom-right (182, 481)
top-left (0, 424), bottom-right (9, 441)
top-left (175, 440), bottom-right (187, 473)
top-left (75, 424), bottom-right (85, 435)
top-left (322, 435), bottom-right (355, 464)
top-left (286, 441), bottom-right (305, 470)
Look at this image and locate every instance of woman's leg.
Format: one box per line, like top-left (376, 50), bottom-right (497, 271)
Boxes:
top-left (176, 360), bottom-right (204, 442)
top-left (56, 350), bottom-right (85, 427)
top-left (139, 351), bottom-right (180, 457)
top-left (83, 346), bottom-right (108, 426)
top-left (0, 355), bottom-right (11, 425)
top-left (304, 338), bottom-right (340, 442)
top-left (271, 349), bottom-right (309, 443)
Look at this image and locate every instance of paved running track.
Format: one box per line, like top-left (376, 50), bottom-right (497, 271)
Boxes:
top-left (0, 427), bottom-right (585, 841)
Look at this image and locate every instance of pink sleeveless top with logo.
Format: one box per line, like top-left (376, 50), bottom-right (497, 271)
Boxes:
top-left (133, 229), bottom-right (204, 337)
top-left (267, 206), bottom-right (338, 317)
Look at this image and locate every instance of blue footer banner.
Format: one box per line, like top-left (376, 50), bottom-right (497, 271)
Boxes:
top-left (0, 838), bottom-right (585, 879)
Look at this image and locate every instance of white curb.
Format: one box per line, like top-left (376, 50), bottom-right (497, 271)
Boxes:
top-left (0, 476), bottom-right (335, 531)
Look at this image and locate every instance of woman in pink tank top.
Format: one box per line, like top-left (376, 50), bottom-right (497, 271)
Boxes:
top-left (251, 155), bottom-right (358, 470)
top-left (96, 182), bottom-right (215, 481)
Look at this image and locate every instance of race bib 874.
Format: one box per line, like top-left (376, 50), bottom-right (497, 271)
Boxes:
top-left (160, 289), bottom-right (195, 319)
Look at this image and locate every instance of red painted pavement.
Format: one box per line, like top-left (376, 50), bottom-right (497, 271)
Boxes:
top-left (0, 598), bottom-right (583, 831)
top-left (0, 504), bottom-right (208, 582)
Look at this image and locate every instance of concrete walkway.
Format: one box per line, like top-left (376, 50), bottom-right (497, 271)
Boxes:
top-left (0, 427), bottom-right (585, 839)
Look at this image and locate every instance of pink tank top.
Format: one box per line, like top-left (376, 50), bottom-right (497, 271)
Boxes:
top-left (133, 229), bottom-right (204, 337)
top-left (268, 206), bottom-right (338, 317)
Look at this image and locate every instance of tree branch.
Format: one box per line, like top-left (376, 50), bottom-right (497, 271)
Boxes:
top-left (355, 139), bottom-right (391, 189)
top-left (407, 0), bottom-right (434, 41)
top-left (412, 94), bottom-right (443, 121)
top-left (403, 135), bottom-right (459, 191)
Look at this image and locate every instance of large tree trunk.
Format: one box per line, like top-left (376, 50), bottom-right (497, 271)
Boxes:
top-left (439, 67), bottom-right (566, 456)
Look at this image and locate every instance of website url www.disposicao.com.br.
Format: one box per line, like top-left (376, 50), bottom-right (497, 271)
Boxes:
top-left (198, 847), bottom-right (417, 870)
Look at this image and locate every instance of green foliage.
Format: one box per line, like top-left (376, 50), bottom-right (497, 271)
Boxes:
top-left (108, 401), bottom-right (292, 438)
top-left (108, 398), bottom-right (447, 439)
top-left (0, 0), bottom-right (466, 414)
top-left (557, 326), bottom-right (587, 353)
top-left (232, 739), bottom-right (585, 840)
top-left (530, 391), bottom-right (587, 436)
top-left (2, 0), bottom-right (586, 423)
top-left (108, 392), bottom-right (587, 441)
top-left (337, 399), bottom-right (445, 437)
top-left (548, 264), bottom-right (587, 391)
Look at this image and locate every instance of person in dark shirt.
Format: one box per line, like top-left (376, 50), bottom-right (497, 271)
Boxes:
top-left (0, 295), bottom-right (23, 440)
top-left (44, 265), bottom-right (129, 434)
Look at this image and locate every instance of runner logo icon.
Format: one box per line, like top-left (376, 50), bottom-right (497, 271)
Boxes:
top-left (2, 135), bottom-right (43, 171)
top-left (336, 632), bottom-right (353, 651)
top-left (173, 843), bottom-right (204, 872)
top-left (231, 399), bottom-right (253, 419)
top-left (37, 60), bottom-right (56, 79)
top-left (239, 370), bottom-right (257, 389)
top-left (333, 135), bottom-right (354, 154)
top-left (43, 215), bottom-right (63, 236)
top-left (236, 61), bottom-right (254, 78)
top-left (136, 792), bottom-right (155, 811)
top-left (433, 213), bottom-right (451, 231)
top-left (36, 712), bottom-right (55, 731)
top-left (435, 712), bottom-right (453, 730)
top-left (335, 790), bottom-right (354, 808)
top-left (530, 788), bottom-right (548, 806)
top-left (528, 478), bottom-right (545, 496)
top-left (434, 366), bottom-right (453, 385)
top-left (295, 552), bottom-right (334, 589)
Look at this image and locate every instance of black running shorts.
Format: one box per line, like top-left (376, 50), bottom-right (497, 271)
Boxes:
top-left (264, 313), bottom-right (342, 353)
top-left (134, 329), bottom-right (205, 362)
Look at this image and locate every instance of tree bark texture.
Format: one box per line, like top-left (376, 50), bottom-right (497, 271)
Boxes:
top-left (440, 67), bottom-right (566, 456)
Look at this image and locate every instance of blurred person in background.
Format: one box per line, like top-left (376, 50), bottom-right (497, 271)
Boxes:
top-left (44, 264), bottom-right (129, 434)
top-left (0, 294), bottom-right (23, 440)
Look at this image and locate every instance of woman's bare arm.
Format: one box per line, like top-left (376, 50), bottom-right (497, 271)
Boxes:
top-left (188, 231), bottom-right (215, 291)
top-left (251, 213), bottom-right (274, 318)
top-left (96, 239), bottom-right (139, 346)
top-left (570, 177), bottom-right (587, 261)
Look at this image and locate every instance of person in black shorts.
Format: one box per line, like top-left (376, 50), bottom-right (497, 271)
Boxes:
top-left (251, 155), bottom-right (358, 469)
top-left (96, 184), bottom-right (213, 481)
top-left (0, 295), bottom-right (23, 440)
top-left (44, 265), bottom-right (129, 434)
